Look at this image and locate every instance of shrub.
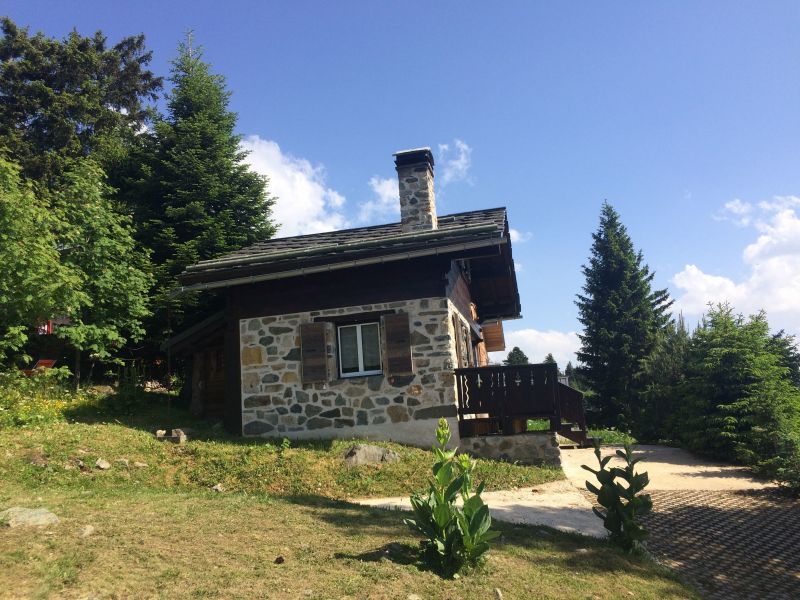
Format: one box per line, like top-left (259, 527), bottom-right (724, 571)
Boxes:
top-left (0, 367), bottom-right (79, 427)
top-left (582, 441), bottom-right (652, 552)
top-left (404, 418), bottom-right (500, 574)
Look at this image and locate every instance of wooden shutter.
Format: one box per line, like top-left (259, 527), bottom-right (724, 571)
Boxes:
top-left (383, 312), bottom-right (413, 376)
top-left (300, 322), bottom-right (328, 384)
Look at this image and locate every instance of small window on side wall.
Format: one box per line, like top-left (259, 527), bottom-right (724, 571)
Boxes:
top-left (338, 322), bottom-right (382, 377)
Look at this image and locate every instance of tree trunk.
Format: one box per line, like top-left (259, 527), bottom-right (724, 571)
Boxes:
top-left (73, 348), bottom-right (81, 391)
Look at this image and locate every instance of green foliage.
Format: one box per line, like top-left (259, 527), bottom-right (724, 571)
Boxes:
top-left (582, 441), bottom-right (652, 552)
top-left (576, 202), bottom-right (673, 429)
top-left (404, 418), bottom-right (500, 574)
top-left (0, 17), bottom-right (161, 185)
top-left (635, 315), bottom-right (691, 442)
top-left (49, 160), bottom-right (152, 364)
top-left (677, 304), bottom-right (800, 491)
top-left (0, 157), bottom-right (85, 361)
top-left (0, 368), bottom-right (85, 427)
top-left (129, 35), bottom-right (277, 338)
top-left (503, 346), bottom-right (529, 365)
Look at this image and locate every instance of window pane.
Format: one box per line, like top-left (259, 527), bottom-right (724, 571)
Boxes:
top-left (361, 323), bottom-right (381, 371)
top-left (339, 326), bottom-right (359, 373)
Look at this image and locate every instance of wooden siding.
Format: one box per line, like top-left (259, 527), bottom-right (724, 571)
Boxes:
top-left (482, 321), bottom-right (506, 352)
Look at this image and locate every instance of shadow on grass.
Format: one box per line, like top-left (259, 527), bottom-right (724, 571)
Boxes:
top-left (62, 393), bottom-right (338, 450)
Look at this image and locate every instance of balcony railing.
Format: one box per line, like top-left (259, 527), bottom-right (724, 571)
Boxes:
top-left (455, 363), bottom-right (588, 445)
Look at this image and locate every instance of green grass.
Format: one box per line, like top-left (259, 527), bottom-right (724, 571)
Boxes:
top-left (0, 395), bottom-right (561, 500)
top-left (589, 429), bottom-right (638, 445)
top-left (0, 394), bottom-right (698, 598)
top-left (0, 481), bottom-right (697, 599)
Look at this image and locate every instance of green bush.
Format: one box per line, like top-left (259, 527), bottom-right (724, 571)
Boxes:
top-left (582, 441), bottom-right (652, 552)
top-left (404, 418), bottom-right (500, 574)
top-left (0, 367), bottom-right (81, 427)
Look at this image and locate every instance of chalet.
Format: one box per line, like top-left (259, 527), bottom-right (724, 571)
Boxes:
top-left (166, 148), bottom-right (586, 463)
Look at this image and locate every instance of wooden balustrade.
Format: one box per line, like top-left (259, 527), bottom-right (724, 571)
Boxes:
top-left (455, 363), bottom-right (588, 442)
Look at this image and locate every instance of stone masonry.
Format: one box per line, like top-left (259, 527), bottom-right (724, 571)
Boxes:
top-left (463, 432), bottom-right (562, 467)
top-left (396, 149), bottom-right (438, 233)
top-left (239, 297), bottom-right (466, 448)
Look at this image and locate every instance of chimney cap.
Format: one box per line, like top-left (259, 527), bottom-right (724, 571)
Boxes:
top-left (393, 147), bottom-right (434, 168)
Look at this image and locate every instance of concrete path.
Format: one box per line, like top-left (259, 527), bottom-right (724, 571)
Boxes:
top-left (561, 445), bottom-right (776, 491)
top-left (353, 444), bottom-right (777, 541)
top-left (355, 479), bottom-right (606, 537)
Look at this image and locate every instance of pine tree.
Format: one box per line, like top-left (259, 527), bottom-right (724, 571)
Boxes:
top-left (575, 202), bottom-right (672, 429)
top-left (136, 35), bottom-right (277, 338)
top-left (678, 304), bottom-right (800, 489)
top-left (504, 346), bottom-right (529, 365)
top-left (543, 353), bottom-right (556, 364)
top-left (0, 17), bottom-right (161, 186)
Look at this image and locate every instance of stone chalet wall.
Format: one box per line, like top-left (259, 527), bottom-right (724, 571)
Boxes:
top-left (239, 297), bottom-right (470, 448)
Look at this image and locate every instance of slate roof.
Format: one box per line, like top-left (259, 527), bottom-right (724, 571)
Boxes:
top-left (216, 207), bottom-right (506, 260)
top-left (178, 207), bottom-right (510, 289)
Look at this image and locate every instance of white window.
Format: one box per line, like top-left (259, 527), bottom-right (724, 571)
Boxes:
top-left (337, 322), bottom-right (382, 377)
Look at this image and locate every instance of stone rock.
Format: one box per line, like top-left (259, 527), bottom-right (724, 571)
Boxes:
top-left (243, 420), bottom-right (274, 435)
top-left (0, 507), bottom-right (59, 527)
top-left (115, 458), bottom-right (129, 468)
top-left (387, 405), bottom-right (409, 423)
top-left (155, 428), bottom-right (187, 444)
top-left (269, 326), bottom-right (293, 335)
top-left (413, 405), bottom-right (457, 420)
top-left (282, 348), bottom-right (301, 361)
top-left (320, 408), bottom-right (340, 419)
top-left (410, 331), bottom-right (430, 346)
top-left (343, 444), bottom-right (401, 466)
top-left (133, 461), bottom-right (148, 468)
top-left (241, 346), bottom-right (264, 366)
top-left (389, 375), bottom-right (415, 388)
top-left (244, 395), bottom-right (271, 408)
top-left (494, 589), bottom-right (504, 600)
top-left (79, 524), bottom-right (96, 538)
top-left (95, 458), bottom-right (111, 470)
top-left (306, 417), bottom-right (332, 430)
top-left (407, 595), bottom-right (422, 600)
top-left (212, 483), bottom-right (225, 493)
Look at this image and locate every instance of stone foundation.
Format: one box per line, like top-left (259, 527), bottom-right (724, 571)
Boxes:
top-left (462, 432), bottom-right (562, 467)
top-left (239, 296), bottom-right (468, 448)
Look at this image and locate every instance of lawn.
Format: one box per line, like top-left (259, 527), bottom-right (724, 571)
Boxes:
top-left (0, 396), bottom-right (697, 599)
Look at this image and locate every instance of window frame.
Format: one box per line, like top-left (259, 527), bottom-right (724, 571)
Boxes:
top-left (337, 322), bottom-right (383, 378)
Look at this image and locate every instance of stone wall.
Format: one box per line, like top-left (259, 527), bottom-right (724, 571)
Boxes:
top-left (239, 297), bottom-right (470, 448)
top-left (462, 432), bottom-right (562, 467)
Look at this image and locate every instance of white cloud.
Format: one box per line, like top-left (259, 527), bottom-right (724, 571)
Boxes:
top-left (514, 261), bottom-right (523, 273)
top-left (489, 328), bottom-right (581, 368)
top-left (437, 139), bottom-right (472, 186)
top-left (241, 135), bottom-right (348, 237)
top-left (716, 198), bottom-right (754, 227)
top-left (509, 228), bottom-right (532, 243)
top-left (673, 196), bottom-right (800, 335)
top-left (357, 176), bottom-right (399, 224)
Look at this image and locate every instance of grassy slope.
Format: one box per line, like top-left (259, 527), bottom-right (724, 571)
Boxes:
top-left (1, 398), bottom-right (561, 500)
top-left (0, 400), bottom-right (697, 599)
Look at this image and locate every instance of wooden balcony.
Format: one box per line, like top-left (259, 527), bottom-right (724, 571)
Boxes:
top-left (455, 363), bottom-right (590, 446)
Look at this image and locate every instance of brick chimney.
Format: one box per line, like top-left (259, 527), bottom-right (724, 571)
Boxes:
top-left (394, 147), bottom-right (438, 232)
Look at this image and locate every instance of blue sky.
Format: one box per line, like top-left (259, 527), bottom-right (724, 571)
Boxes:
top-left (7, 1), bottom-right (800, 364)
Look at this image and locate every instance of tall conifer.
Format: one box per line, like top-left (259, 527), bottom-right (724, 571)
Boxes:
top-left (138, 35), bottom-right (277, 337)
top-left (576, 202), bottom-right (672, 428)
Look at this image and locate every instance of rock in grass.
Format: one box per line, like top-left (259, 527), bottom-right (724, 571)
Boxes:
top-left (494, 588), bottom-right (504, 600)
top-left (211, 483), bottom-right (225, 493)
top-left (132, 461), bottom-right (148, 468)
top-left (0, 507), bottom-right (59, 527)
top-left (343, 444), bottom-right (400, 466)
top-left (79, 524), bottom-right (95, 537)
top-left (115, 458), bottom-right (129, 468)
top-left (95, 458), bottom-right (111, 470)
